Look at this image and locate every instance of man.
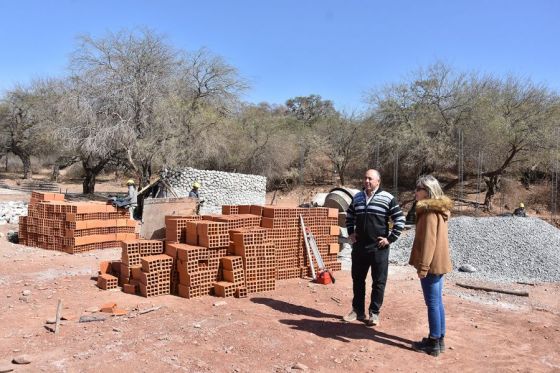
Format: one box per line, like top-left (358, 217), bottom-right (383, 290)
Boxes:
top-left (513, 202), bottom-right (527, 217)
top-left (126, 179), bottom-right (137, 219)
top-left (189, 181), bottom-right (201, 198)
top-left (344, 169), bottom-right (406, 326)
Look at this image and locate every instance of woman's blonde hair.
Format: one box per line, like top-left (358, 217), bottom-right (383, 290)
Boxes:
top-left (416, 175), bottom-right (445, 199)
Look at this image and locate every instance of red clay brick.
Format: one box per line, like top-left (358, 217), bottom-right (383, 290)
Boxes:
top-left (100, 302), bottom-right (117, 312)
top-left (123, 283), bottom-right (137, 295)
top-left (99, 261), bottom-right (111, 274)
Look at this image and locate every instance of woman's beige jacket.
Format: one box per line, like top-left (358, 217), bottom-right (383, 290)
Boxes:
top-left (409, 197), bottom-right (454, 276)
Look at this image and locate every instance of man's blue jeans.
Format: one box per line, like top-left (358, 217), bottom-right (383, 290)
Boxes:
top-left (420, 274), bottom-right (446, 339)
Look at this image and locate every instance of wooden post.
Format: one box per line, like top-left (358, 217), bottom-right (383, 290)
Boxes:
top-left (456, 282), bottom-right (529, 297)
top-left (54, 300), bottom-right (63, 334)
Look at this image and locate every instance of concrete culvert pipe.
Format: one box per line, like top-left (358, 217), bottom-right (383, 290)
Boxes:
top-left (324, 187), bottom-right (359, 212)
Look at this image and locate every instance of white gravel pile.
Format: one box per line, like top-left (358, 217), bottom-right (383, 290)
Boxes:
top-left (0, 201), bottom-right (27, 224)
top-left (160, 167), bottom-right (266, 214)
top-left (388, 216), bottom-right (560, 283)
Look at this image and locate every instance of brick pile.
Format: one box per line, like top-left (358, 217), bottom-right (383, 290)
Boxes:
top-left (162, 213), bottom-right (265, 299)
top-left (257, 206), bottom-right (341, 279)
top-left (214, 256), bottom-right (247, 298)
top-left (98, 205), bottom-right (342, 299)
top-left (97, 260), bottom-right (123, 290)
top-left (165, 215), bottom-right (204, 243)
top-left (138, 254), bottom-right (173, 297)
top-left (168, 242), bottom-right (217, 299)
top-left (229, 227), bottom-right (276, 293)
top-left (118, 240), bottom-right (169, 297)
top-left (19, 192), bottom-right (137, 253)
top-left (164, 215), bottom-right (205, 292)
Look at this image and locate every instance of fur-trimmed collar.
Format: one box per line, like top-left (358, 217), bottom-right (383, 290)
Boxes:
top-left (416, 197), bottom-right (453, 220)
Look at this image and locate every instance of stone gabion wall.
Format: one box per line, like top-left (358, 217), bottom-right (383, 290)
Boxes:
top-left (160, 167), bottom-right (267, 214)
top-left (0, 201), bottom-right (28, 224)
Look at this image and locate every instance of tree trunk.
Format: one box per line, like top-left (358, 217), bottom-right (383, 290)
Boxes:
top-left (83, 168), bottom-right (97, 194)
top-left (12, 147), bottom-right (31, 179)
top-left (140, 162), bottom-right (152, 189)
top-left (481, 145), bottom-right (521, 210)
top-left (51, 156), bottom-right (78, 182)
top-left (81, 157), bottom-right (109, 194)
top-left (22, 157), bottom-right (31, 179)
top-left (51, 164), bottom-right (60, 182)
top-left (337, 165), bottom-right (345, 186)
top-left (483, 174), bottom-right (501, 210)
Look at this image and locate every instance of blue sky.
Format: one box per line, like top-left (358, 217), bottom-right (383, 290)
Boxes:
top-left (0, 0), bottom-right (558, 112)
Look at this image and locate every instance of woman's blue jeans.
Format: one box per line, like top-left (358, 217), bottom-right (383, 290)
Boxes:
top-left (420, 274), bottom-right (445, 339)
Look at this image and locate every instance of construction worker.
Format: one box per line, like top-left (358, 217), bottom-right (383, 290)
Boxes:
top-left (513, 202), bottom-right (527, 217)
top-left (189, 181), bottom-right (201, 198)
top-left (126, 179), bottom-right (138, 219)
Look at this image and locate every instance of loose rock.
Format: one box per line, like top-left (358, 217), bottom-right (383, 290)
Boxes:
top-left (389, 217), bottom-right (560, 283)
top-left (459, 264), bottom-right (477, 273)
top-left (292, 362), bottom-right (308, 370)
top-left (12, 355), bottom-right (31, 364)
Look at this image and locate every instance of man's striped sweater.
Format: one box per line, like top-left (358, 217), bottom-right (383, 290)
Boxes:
top-left (346, 188), bottom-right (406, 249)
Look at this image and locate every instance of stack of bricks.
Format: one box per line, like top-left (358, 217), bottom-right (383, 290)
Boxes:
top-left (230, 227), bottom-right (276, 293)
top-left (119, 239), bottom-right (170, 297)
top-left (97, 260), bottom-right (121, 290)
top-left (98, 204), bottom-right (342, 299)
top-left (160, 215), bottom-right (230, 298)
top-left (301, 208), bottom-right (343, 276)
top-left (222, 205), bottom-right (341, 280)
top-left (214, 256), bottom-right (247, 298)
top-left (258, 206), bottom-right (305, 280)
top-left (192, 220), bottom-right (231, 248)
top-left (165, 215), bottom-right (204, 243)
top-left (165, 215), bottom-right (204, 292)
top-left (257, 206), bottom-right (341, 279)
top-left (19, 192), bottom-right (136, 253)
top-left (138, 254), bottom-right (173, 297)
top-left (169, 242), bottom-right (215, 298)
top-left (183, 219), bottom-right (232, 297)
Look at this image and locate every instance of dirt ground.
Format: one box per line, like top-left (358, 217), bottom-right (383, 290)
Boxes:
top-left (0, 186), bottom-right (559, 372)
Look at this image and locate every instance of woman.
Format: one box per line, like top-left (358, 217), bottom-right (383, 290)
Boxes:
top-left (409, 175), bottom-right (453, 357)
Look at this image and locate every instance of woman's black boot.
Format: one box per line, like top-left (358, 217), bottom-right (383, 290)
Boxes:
top-left (413, 336), bottom-right (441, 357)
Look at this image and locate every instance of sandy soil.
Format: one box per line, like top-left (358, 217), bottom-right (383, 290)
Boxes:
top-left (0, 186), bottom-right (559, 372)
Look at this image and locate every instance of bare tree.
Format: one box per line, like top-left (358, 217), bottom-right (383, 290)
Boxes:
top-left (285, 95), bottom-right (338, 184)
top-left (69, 29), bottom-right (178, 187)
top-left (160, 48), bottom-right (248, 169)
top-left (463, 76), bottom-right (558, 208)
top-left (221, 103), bottom-right (296, 182)
top-left (366, 63), bottom-right (475, 178)
top-left (55, 77), bottom-right (125, 194)
top-left (314, 114), bottom-right (367, 185)
top-left (0, 81), bottom-right (60, 179)
top-left (68, 32), bottom-right (248, 187)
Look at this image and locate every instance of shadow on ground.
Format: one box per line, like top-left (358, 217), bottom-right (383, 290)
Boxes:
top-left (251, 297), bottom-right (415, 351)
